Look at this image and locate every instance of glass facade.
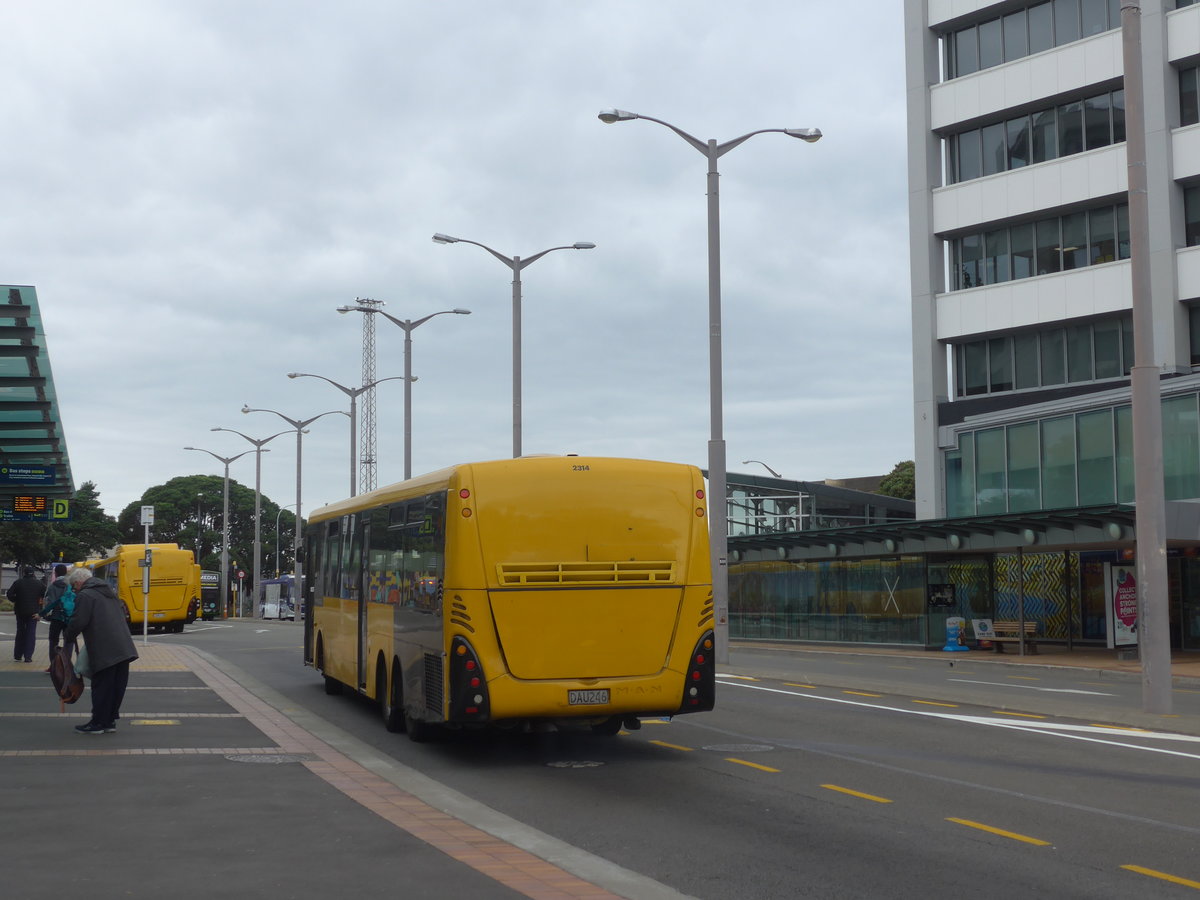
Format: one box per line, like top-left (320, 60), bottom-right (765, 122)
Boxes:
top-left (946, 90), bottom-right (1124, 185)
top-left (951, 204), bottom-right (1128, 290)
top-left (943, 0), bottom-right (1120, 80)
top-left (943, 390), bottom-right (1200, 516)
top-left (952, 314), bottom-right (1132, 398)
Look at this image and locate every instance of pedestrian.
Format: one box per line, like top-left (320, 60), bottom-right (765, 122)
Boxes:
top-left (7, 566), bottom-right (45, 664)
top-left (38, 564), bottom-right (72, 671)
top-left (62, 566), bottom-right (138, 735)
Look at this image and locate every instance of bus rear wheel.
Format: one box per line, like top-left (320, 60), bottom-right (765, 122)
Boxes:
top-left (379, 662), bottom-right (403, 733)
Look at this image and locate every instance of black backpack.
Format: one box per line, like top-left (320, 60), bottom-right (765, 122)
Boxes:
top-left (49, 644), bottom-right (84, 709)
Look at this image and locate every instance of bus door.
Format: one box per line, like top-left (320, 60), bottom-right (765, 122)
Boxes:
top-left (344, 514), bottom-right (367, 691)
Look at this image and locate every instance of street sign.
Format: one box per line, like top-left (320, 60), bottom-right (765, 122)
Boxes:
top-left (0, 464), bottom-right (56, 485)
top-left (140, 505), bottom-right (155, 526)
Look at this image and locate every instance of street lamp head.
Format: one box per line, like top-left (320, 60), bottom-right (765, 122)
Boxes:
top-left (572, 242), bottom-right (596, 250)
top-left (452, 308), bottom-right (471, 315)
top-left (784, 127), bottom-right (822, 143)
top-left (336, 306), bottom-right (352, 315)
top-left (598, 108), bottom-right (637, 124)
top-left (287, 372), bottom-right (299, 379)
top-left (241, 405), bottom-right (251, 414)
top-left (183, 446), bottom-right (197, 452)
top-left (432, 233), bottom-right (459, 244)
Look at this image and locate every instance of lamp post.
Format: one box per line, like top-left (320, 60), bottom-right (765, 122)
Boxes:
top-left (742, 459), bottom-right (783, 478)
top-left (210, 426), bottom-right (290, 615)
top-left (599, 108), bottom-right (821, 665)
top-left (287, 373), bottom-right (410, 496)
top-left (183, 446), bottom-right (255, 619)
top-left (432, 232), bottom-right (595, 458)
top-left (241, 405), bottom-right (347, 628)
top-left (337, 303), bottom-right (471, 479)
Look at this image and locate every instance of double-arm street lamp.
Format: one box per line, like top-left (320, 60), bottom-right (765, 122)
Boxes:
top-left (184, 446), bottom-right (256, 618)
top-left (336, 303), bottom-right (471, 479)
top-left (241, 405), bottom-right (347, 624)
top-left (210, 426), bottom-right (291, 613)
top-left (288, 372), bottom-right (410, 496)
top-left (432, 232), bottom-right (595, 458)
top-left (599, 108), bottom-right (821, 665)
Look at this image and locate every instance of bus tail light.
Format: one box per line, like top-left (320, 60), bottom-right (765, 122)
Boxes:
top-left (678, 630), bottom-right (715, 713)
top-left (449, 636), bottom-right (490, 722)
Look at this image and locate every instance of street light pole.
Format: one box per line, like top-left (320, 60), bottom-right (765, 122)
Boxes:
top-left (287, 373), bottom-right (410, 496)
top-left (241, 405), bottom-right (347, 627)
top-left (599, 108), bottom-right (821, 665)
top-left (210, 426), bottom-right (289, 616)
top-left (183, 446), bottom-right (255, 618)
top-left (432, 232), bottom-right (595, 458)
top-left (742, 459), bottom-right (783, 478)
top-left (337, 303), bottom-right (471, 479)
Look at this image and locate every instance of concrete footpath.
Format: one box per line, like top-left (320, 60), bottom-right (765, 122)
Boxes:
top-left (3, 636), bottom-right (1200, 899)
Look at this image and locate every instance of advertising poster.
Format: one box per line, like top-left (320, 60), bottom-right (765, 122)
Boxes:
top-left (1104, 563), bottom-right (1138, 648)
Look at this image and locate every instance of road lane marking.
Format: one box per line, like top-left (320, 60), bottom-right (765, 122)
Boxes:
top-left (726, 758), bottom-right (780, 773)
top-left (649, 740), bottom-right (693, 752)
top-left (844, 690), bottom-right (884, 698)
top-left (1121, 864), bottom-right (1200, 889)
top-left (720, 674), bottom-right (760, 681)
top-left (782, 683), bottom-right (816, 689)
top-left (947, 818), bottom-right (1050, 846)
top-left (949, 678), bottom-right (1115, 696)
top-left (991, 711), bottom-right (1047, 719)
top-left (912, 700), bottom-right (958, 707)
top-left (1007, 675), bottom-right (1041, 681)
top-left (719, 680), bottom-right (1200, 760)
top-left (822, 784), bottom-right (891, 803)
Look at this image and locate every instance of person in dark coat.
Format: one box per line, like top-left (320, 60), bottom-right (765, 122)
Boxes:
top-left (7, 567), bottom-right (45, 663)
top-left (63, 566), bottom-right (138, 735)
top-left (39, 564), bottom-right (71, 668)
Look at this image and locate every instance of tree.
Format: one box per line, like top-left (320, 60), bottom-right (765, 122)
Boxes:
top-left (877, 460), bottom-right (915, 501)
top-left (116, 475), bottom-right (299, 579)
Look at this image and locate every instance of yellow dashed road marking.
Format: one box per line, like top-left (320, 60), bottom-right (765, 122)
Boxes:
top-left (947, 818), bottom-right (1050, 846)
top-left (822, 784), bottom-right (892, 803)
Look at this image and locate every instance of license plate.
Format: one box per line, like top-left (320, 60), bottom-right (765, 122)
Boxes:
top-left (568, 689), bottom-right (610, 706)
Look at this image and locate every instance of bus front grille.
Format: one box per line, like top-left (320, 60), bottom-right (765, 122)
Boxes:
top-left (495, 560), bottom-right (676, 586)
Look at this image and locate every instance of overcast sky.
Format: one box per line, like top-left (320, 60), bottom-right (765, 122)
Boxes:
top-left (3, 1), bottom-right (911, 519)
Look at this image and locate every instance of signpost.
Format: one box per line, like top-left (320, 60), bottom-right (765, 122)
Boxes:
top-left (139, 507), bottom-right (154, 645)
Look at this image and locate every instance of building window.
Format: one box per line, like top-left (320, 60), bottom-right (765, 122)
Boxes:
top-left (1185, 185), bottom-right (1200, 246)
top-left (950, 204), bottom-right (1129, 290)
top-left (945, 90), bottom-right (1124, 185)
top-left (1182, 67), bottom-right (1200, 127)
top-left (940, 391), bottom-right (1200, 516)
top-left (942, 0), bottom-right (1120, 81)
top-left (951, 314), bottom-right (1132, 397)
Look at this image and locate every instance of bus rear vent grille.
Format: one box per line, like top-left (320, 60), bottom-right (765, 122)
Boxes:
top-left (423, 653), bottom-right (444, 715)
top-left (497, 560), bottom-right (676, 586)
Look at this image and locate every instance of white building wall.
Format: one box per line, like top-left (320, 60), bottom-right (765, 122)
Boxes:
top-left (906, 0), bottom-right (1195, 518)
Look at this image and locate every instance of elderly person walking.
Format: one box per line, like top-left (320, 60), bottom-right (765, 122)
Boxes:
top-left (63, 566), bottom-right (138, 735)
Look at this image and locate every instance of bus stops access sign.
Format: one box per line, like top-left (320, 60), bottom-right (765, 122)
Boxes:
top-left (0, 465), bottom-right (56, 486)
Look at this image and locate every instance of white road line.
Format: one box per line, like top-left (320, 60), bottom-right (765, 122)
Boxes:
top-left (717, 679), bottom-right (1200, 759)
top-left (948, 678), bottom-right (1116, 696)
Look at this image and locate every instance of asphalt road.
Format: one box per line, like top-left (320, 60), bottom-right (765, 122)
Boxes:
top-left (163, 621), bottom-right (1200, 899)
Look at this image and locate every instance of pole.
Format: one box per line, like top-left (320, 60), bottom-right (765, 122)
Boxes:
top-left (141, 526), bottom-right (150, 646)
top-left (404, 325), bottom-right (414, 480)
top-left (705, 140), bottom-right (730, 665)
top-left (221, 461), bottom-right (231, 619)
top-left (1122, 0), bottom-right (1172, 714)
top-left (252, 448), bottom-right (262, 615)
top-left (512, 262), bottom-right (522, 458)
top-left (349, 393), bottom-right (358, 496)
top-left (294, 427), bottom-right (303, 623)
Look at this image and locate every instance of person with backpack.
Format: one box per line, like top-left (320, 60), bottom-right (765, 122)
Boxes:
top-left (7, 566), bottom-right (45, 663)
top-left (62, 566), bottom-right (138, 735)
top-left (39, 564), bottom-right (73, 671)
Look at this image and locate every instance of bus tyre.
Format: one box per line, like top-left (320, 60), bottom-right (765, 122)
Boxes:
top-left (323, 674), bottom-right (342, 696)
top-left (403, 709), bottom-right (436, 743)
top-left (591, 716), bottom-right (622, 736)
top-left (379, 664), bottom-right (403, 733)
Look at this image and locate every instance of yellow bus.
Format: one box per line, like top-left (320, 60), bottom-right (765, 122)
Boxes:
top-left (303, 456), bottom-right (715, 740)
top-left (84, 544), bottom-right (202, 634)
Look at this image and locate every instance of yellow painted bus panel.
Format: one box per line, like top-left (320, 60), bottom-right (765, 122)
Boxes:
top-left (85, 544), bottom-right (199, 630)
top-left (488, 588), bottom-right (682, 679)
top-left (485, 670), bottom-right (686, 719)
